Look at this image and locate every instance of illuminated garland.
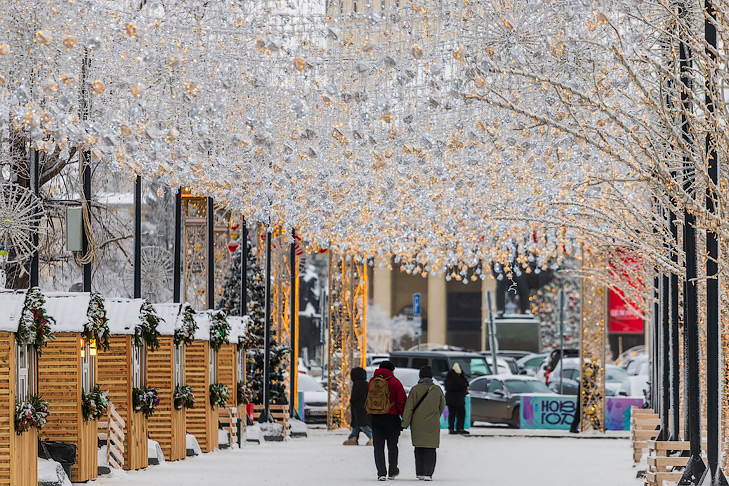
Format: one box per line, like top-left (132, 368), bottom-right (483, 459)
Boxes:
top-left (83, 292), bottom-right (111, 352)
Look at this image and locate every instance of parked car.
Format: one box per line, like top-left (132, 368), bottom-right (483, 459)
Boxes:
top-left (537, 349), bottom-right (580, 383)
top-left (482, 355), bottom-right (518, 375)
top-left (618, 362), bottom-right (649, 397)
top-left (624, 353), bottom-right (649, 376)
top-left (389, 351), bottom-right (492, 379)
top-left (546, 358), bottom-right (629, 396)
top-left (366, 353), bottom-right (390, 368)
top-left (364, 367), bottom-right (436, 394)
top-left (496, 350), bottom-right (533, 360)
top-left (298, 373), bottom-right (330, 424)
top-left (516, 352), bottom-right (549, 376)
top-left (469, 375), bottom-right (554, 428)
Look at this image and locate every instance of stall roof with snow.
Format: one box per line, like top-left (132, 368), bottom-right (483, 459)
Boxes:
top-left (0, 289), bottom-right (26, 332)
top-left (193, 311), bottom-right (213, 341)
top-left (43, 292), bottom-right (91, 333)
top-left (152, 303), bottom-right (181, 336)
top-left (105, 298), bottom-right (145, 335)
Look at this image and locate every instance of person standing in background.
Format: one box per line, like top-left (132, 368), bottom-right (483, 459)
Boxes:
top-left (402, 366), bottom-right (446, 481)
top-left (343, 367), bottom-right (373, 445)
top-left (444, 362), bottom-right (469, 434)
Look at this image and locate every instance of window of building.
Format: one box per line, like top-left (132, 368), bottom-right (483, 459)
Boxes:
top-left (237, 348), bottom-right (246, 382)
top-left (16, 344), bottom-right (36, 402)
top-left (132, 344), bottom-right (146, 388)
top-left (209, 346), bottom-right (217, 384)
top-left (174, 344), bottom-right (184, 388)
top-left (81, 339), bottom-right (96, 393)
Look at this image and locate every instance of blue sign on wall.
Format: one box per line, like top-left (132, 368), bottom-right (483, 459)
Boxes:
top-left (413, 293), bottom-right (421, 316)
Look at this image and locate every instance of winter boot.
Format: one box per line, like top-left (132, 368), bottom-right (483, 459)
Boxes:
top-left (343, 437), bottom-right (358, 445)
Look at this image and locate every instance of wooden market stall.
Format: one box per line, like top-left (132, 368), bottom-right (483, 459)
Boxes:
top-left (97, 298), bottom-right (150, 471)
top-left (184, 310), bottom-right (230, 453)
top-left (38, 292), bottom-right (100, 483)
top-left (147, 303), bottom-right (187, 462)
top-left (0, 290), bottom-right (37, 486)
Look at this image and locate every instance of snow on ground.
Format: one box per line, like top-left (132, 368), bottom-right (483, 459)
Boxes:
top-left (81, 428), bottom-right (642, 486)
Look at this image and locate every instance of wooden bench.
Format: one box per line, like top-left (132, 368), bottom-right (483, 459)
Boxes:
top-left (630, 408), bottom-right (659, 463)
top-left (218, 407), bottom-right (239, 448)
top-left (98, 402), bottom-right (125, 470)
top-left (645, 439), bottom-right (708, 486)
top-left (253, 404), bottom-right (291, 440)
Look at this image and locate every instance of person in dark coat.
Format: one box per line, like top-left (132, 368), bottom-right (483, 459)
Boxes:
top-left (444, 362), bottom-right (469, 434)
top-left (402, 366), bottom-right (446, 480)
top-left (343, 367), bottom-right (372, 445)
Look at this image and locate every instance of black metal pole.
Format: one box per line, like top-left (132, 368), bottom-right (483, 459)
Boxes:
top-left (262, 227), bottom-right (272, 422)
top-left (289, 229), bottom-right (297, 417)
top-left (656, 269), bottom-right (670, 441)
top-left (82, 151), bottom-right (91, 293)
top-left (698, 2), bottom-right (726, 484)
top-left (652, 273), bottom-right (660, 413)
top-left (670, 209), bottom-right (680, 441)
top-left (207, 197), bottom-right (215, 310)
top-left (173, 189), bottom-right (182, 303)
top-left (133, 175), bottom-right (142, 299)
top-left (677, 17), bottom-right (706, 483)
top-left (29, 148), bottom-right (39, 288)
top-left (240, 219), bottom-right (247, 317)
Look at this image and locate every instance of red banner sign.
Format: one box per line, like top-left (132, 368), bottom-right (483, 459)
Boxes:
top-left (608, 288), bottom-right (644, 334)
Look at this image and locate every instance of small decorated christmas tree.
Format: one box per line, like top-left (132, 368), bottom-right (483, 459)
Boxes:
top-left (218, 234), bottom-right (290, 405)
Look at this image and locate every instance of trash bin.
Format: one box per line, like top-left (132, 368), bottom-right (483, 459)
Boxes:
top-left (39, 440), bottom-right (77, 479)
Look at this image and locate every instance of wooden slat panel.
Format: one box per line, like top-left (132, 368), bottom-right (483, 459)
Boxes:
top-left (0, 333), bottom-right (13, 485)
top-left (97, 336), bottom-right (148, 470)
top-left (184, 341), bottom-right (215, 453)
top-left (147, 336), bottom-right (175, 461)
top-left (217, 344), bottom-right (237, 408)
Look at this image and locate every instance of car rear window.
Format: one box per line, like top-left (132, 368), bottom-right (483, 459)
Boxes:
top-left (504, 380), bottom-right (552, 394)
top-left (390, 357), bottom-right (409, 367)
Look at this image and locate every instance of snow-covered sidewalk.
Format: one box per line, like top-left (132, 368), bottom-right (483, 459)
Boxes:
top-left (81, 429), bottom-right (642, 486)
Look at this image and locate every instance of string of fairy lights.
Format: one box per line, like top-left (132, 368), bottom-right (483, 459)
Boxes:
top-left (0, 0), bottom-right (724, 295)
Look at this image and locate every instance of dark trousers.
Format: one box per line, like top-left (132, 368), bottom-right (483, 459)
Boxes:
top-left (371, 414), bottom-right (401, 477)
top-left (414, 447), bottom-right (437, 477)
top-left (448, 404), bottom-right (465, 431)
top-left (570, 395), bottom-right (581, 432)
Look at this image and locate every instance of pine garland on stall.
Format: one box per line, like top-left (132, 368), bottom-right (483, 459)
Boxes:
top-left (83, 292), bottom-right (111, 351)
top-left (218, 239), bottom-right (290, 405)
top-left (14, 395), bottom-right (50, 435)
top-left (133, 386), bottom-right (160, 418)
top-left (135, 300), bottom-right (161, 351)
top-left (81, 385), bottom-right (109, 421)
top-left (174, 303), bottom-right (197, 346)
top-left (209, 311), bottom-right (230, 351)
top-left (16, 287), bottom-right (56, 356)
top-left (174, 384), bottom-right (195, 409)
top-left (209, 383), bottom-right (229, 408)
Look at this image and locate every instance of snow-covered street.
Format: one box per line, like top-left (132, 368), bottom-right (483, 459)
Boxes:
top-left (83, 429), bottom-right (642, 486)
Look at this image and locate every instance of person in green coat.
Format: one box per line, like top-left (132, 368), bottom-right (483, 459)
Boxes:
top-left (401, 366), bottom-right (446, 481)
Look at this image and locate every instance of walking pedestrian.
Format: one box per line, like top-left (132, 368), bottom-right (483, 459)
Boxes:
top-left (401, 366), bottom-right (446, 481)
top-left (343, 367), bottom-right (373, 446)
top-left (444, 362), bottom-right (469, 434)
top-left (367, 360), bottom-right (407, 481)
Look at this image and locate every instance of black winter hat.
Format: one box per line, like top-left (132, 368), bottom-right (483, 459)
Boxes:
top-left (350, 367), bottom-right (367, 381)
top-left (379, 360), bottom-right (395, 371)
top-left (419, 365), bottom-right (433, 379)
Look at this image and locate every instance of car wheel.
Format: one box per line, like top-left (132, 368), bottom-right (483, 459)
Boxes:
top-left (508, 408), bottom-right (520, 428)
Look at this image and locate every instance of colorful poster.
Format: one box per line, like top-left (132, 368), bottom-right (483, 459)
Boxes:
top-left (520, 395), bottom-right (645, 431)
top-left (605, 397), bottom-right (644, 431)
top-left (521, 395), bottom-right (576, 430)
